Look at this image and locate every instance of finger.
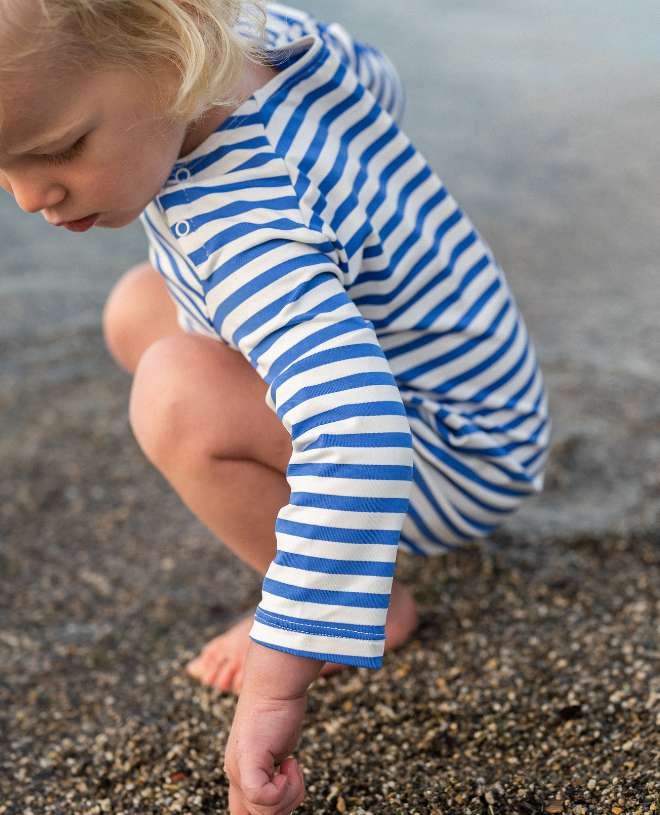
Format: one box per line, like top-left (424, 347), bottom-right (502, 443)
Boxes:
top-left (242, 765), bottom-right (288, 809)
top-left (240, 764), bottom-right (304, 815)
top-left (275, 757), bottom-right (306, 811)
top-left (280, 756), bottom-right (298, 779)
top-left (284, 756), bottom-right (305, 796)
top-left (295, 759), bottom-right (305, 792)
top-left (228, 783), bottom-right (250, 815)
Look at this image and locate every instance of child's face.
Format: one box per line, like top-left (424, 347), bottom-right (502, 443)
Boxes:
top-left (0, 61), bottom-right (195, 230)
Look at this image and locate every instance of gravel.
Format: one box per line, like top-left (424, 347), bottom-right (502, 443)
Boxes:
top-left (3, 3), bottom-right (660, 810)
top-left (1, 333), bottom-right (659, 814)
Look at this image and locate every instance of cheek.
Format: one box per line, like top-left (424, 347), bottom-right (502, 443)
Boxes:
top-left (78, 155), bottom-right (158, 211)
top-left (80, 122), bottom-right (183, 211)
top-left (100, 142), bottom-right (176, 201)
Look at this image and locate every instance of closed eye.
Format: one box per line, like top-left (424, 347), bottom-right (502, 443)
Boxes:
top-left (41, 134), bottom-right (88, 166)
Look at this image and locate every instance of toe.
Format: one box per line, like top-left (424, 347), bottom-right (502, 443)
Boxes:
top-left (233, 666), bottom-right (245, 694)
top-left (185, 657), bottom-right (203, 679)
top-left (201, 658), bottom-right (223, 686)
top-left (214, 661), bottom-right (239, 693)
top-left (319, 661), bottom-right (348, 677)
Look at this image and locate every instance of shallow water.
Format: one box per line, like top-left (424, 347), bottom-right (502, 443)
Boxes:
top-left (1, 1), bottom-right (659, 539)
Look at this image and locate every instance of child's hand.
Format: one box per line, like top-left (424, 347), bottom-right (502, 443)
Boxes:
top-left (222, 640), bottom-right (324, 814)
top-left (224, 688), bottom-right (307, 814)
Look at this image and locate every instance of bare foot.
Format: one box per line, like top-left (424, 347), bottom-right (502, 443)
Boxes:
top-left (185, 579), bottom-right (419, 695)
top-left (185, 611), bottom-right (253, 695)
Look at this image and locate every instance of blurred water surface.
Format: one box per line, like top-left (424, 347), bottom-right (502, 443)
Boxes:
top-left (1, 1), bottom-right (659, 537)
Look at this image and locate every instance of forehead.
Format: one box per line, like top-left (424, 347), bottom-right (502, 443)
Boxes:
top-left (0, 0), bottom-right (74, 133)
top-left (0, 64), bottom-right (85, 155)
top-left (0, 66), bottom-right (178, 161)
top-left (0, 2), bottom-right (180, 149)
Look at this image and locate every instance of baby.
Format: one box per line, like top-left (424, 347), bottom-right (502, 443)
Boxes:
top-left (0, 1), bottom-right (550, 812)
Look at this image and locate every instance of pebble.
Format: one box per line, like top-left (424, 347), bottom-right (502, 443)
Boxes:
top-left (2, 375), bottom-right (659, 814)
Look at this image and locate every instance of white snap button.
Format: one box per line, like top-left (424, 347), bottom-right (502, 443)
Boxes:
top-left (175, 167), bottom-right (191, 182)
top-left (174, 220), bottom-right (190, 237)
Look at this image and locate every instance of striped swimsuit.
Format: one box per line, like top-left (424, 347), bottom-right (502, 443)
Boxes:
top-left (140, 2), bottom-right (551, 668)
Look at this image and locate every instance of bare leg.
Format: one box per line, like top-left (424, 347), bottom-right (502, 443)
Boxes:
top-left (104, 264), bottom-right (419, 695)
top-left (102, 260), bottom-right (183, 374)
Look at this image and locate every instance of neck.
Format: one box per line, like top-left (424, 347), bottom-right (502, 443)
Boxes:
top-left (178, 56), bottom-right (278, 159)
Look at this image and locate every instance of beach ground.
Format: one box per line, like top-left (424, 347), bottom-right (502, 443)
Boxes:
top-left (2, 1), bottom-right (659, 812)
top-left (1, 344), bottom-right (658, 812)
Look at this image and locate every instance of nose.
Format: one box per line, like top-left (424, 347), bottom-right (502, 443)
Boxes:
top-left (3, 170), bottom-right (66, 215)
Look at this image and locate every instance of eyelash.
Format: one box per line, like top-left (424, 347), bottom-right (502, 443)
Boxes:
top-left (41, 134), bottom-right (88, 166)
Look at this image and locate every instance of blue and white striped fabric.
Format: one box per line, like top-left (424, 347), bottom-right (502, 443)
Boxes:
top-left (140, 2), bottom-right (550, 668)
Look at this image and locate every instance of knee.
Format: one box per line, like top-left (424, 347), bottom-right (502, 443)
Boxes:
top-left (129, 333), bottom-right (291, 475)
top-left (128, 337), bottom-right (194, 466)
top-left (129, 333), bottom-right (235, 470)
top-left (103, 261), bottom-right (178, 375)
top-left (102, 262), bottom-right (152, 373)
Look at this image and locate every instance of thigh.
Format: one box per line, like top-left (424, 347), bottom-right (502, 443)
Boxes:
top-left (129, 332), bottom-right (293, 476)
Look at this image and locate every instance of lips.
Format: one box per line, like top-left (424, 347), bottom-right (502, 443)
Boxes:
top-left (59, 213), bottom-right (99, 232)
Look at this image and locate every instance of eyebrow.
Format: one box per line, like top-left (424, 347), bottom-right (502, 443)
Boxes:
top-left (8, 124), bottom-right (83, 155)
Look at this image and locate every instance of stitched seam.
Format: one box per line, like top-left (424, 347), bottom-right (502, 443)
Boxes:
top-left (257, 606), bottom-right (384, 639)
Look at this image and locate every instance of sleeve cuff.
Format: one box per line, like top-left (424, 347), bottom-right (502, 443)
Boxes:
top-left (249, 607), bottom-right (385, 669)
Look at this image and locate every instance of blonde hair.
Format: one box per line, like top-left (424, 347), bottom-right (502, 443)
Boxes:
top-left (0, 0), bottom-right (269, 123)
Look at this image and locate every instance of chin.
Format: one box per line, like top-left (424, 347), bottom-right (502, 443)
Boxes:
top-left (99, 212), bottom-right (140, 229)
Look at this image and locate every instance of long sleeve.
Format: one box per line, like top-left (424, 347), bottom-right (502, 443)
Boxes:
top-left (201, 227), bottom-right (414, 668)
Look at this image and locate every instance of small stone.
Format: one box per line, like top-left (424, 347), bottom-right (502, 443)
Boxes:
top-left (587, 779), bottom-right (597, 790)
top-left (336, 796), bottom-right (347, 813)
top-left (394, 662), bottom-right (411, 679)
top-left (434, 677), bottom-right (451, 695)
top-left (546, 801), bottom-right (563, 814)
